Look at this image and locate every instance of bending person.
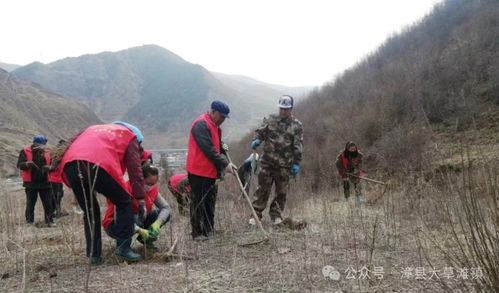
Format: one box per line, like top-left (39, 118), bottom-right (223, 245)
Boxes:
top-left (55, 121), bottom-right (146, 265)
top-left (167, 172), bottom-right (191, 216)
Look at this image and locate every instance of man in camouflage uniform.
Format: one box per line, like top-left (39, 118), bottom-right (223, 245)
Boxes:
top-left (249, 95), bottom-right (303, 225)
top-left (335, 141), bottom-right (363, 200)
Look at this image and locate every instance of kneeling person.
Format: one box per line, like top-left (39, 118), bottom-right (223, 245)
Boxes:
top-left (103, 165), bottom-right (171, 261)
top-left (167, 172), bottom-right (191, 216)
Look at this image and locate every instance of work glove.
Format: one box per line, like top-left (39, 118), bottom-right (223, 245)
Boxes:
top-left (137, 228), bottom-right (151, 241)
top-left (148, 220), bottom-right (162, 238)
top-left (137, 200), bottom-right (147, 227)
top-left (226, 162), bottom-right (238, 174)
top-left (291, 163), bottom-right (300, 176)
top-left (250, 139), bottom-right (261, 150)
top-left (221, 142), bottom-right (229, 152)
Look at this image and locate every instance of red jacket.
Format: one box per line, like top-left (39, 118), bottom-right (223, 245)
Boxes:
top-left (186, 113), bottom-right (221, 179)
top-left (335, 151), bottom-right (364, 178)
top-left (48, 170), bottom-right (63, 183)
top-left (21, 146), bottom-right (50, 183)
top-left (102, 183), bottom-right (159, 230)
top-left (48, 148), bottom-right (62, 183)
top-left (58, 124), bottom-right (138, 194)
top-left (168, 173), bottom-right (190, 194)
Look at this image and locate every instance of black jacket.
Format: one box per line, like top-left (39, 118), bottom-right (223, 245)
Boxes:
top-left (17, 145), bottom-right (51, 189)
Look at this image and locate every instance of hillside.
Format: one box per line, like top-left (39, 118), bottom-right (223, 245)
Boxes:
top-left (285, 0), bottom-right (499, 187)
top-left (212, 72), bottom-right (312, 103)
top-left (0, 61), bottom-right (20, 72)
top-left (0, 69), bottom-right (101, 176)
top-left (12, 45), bottom-right (306, 147)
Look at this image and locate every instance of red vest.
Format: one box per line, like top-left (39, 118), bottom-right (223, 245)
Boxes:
top-left (58, 124), bottom-right (137, 192)
top-left (336, 152), bottom-right (365, 177)
top-left (186, 113), bottom-right (221, 179)
top-left (21, 146), bottom-right (50, 183)
top-left (102, 183), bottom-right (158, 230)
top-left (168, 173), bottom-right (188, 193)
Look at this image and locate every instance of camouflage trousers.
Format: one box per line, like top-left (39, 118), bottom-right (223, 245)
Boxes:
top-left (343, 176), bottom-right (361, 199)
top-left (252, 165), bottom-right (290, 220)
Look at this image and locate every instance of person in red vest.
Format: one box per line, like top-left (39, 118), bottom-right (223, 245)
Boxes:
top-left (48, 139), bottom-right (68, 218)
top-left (17, 135), bottom-right (55, 227)
top-left (55, 121), bottom-right (146, 265)
top-left (186, 101), bottom-right (235, 241)
top-left (103, 165), bottom-right (171, 260)
top-left (335, 141), bottom-right (364, 201)
top-left (167, 172), bottom-right (191, 216)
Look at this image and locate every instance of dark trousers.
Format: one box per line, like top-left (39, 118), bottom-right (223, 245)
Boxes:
top-left (343, 177), bottom-right (361, 199)
top-left (188, 173), bottom-right (217, 237)
top-left (64, 161), bottom-right (134, 258)
top-left (25, 187), bottom-right (54, 224)
top-left (107, 210), bottom-right (161, 244)
top-left (51, 183), bottom-right (64, 214)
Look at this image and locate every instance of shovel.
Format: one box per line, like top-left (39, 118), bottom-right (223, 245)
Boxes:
top-left (225, 152), bottom-right (269, 246)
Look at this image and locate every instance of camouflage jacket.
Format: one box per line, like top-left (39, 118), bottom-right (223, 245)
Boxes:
top-left (254, 114), bottom-right (303, 168)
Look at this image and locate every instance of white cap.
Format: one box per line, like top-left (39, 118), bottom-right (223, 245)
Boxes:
top-left (278, 95), bottom-right (294, 109)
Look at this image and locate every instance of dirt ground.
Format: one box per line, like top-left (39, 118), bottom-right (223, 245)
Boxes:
top-left (0, 175), bottom-right (486, 292)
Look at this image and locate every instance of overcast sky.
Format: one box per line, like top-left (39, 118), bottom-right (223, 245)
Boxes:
top-left (2, 0), bottom-right (441, 86)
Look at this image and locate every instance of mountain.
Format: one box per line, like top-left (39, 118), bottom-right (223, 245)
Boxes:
top-left (12, 45), bottom-right (309, 147)
top-left (212, 72), bottom-right (312, 102)
top-left (0, 69), bottom-right (101, 177)
top-left (0, 62), bottom-right (20, 72)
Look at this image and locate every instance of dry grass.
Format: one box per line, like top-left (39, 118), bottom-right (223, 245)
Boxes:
top-left (0, 163), bottom-right (497, 292)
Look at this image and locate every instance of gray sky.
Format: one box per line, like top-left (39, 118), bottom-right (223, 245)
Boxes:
top-left (2, 0), bottom-right (440, 86)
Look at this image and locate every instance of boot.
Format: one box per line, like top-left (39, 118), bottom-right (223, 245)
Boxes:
top-left (115, 239), bottom-right (142, 262)
top-left (90, 256), bottom-right (104, 266)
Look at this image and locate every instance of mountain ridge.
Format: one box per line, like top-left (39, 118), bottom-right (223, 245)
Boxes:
top-left (12, 45), bottom-right (308, 147)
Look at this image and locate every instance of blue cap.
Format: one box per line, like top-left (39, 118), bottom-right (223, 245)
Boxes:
top-left (33, 135), bottom-right (48, 145)
top-left (211, 100), bottom-right (230, 118)
top-left (112, 121), bottom-right (143, 143)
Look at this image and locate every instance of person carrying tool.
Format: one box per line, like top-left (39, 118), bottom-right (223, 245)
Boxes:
top-left (167, 172), bottom-right (191, 216)
top-left (186, 100), bottom-right (235, 241)
top-left (54, 121), bottom-right (146, 265)
top-left (103, 165), bottom-right (171, 260)
top-left (17, 135), bottom-right (55, 227)
top-left (335, 141), bottom-right (364, 201)
top-left (249, 95), bottom-right (303, 226)
top-left (237, 153), bottom-right (259, 195)
top-left (49, 139), bottom-right (68, 218)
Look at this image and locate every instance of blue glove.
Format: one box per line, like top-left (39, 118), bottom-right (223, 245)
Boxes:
top-left (250, 139), bottom-right (261, 150)
top-left (291, 163), bottom-right (300, 176)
